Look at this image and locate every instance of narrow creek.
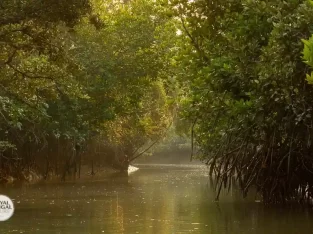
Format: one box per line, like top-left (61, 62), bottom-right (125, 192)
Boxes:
top-left (0, 164), bottom-right (313, 234)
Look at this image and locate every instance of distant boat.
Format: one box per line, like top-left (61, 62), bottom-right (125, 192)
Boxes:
top-left (128, 165), bottom-right (139, 175)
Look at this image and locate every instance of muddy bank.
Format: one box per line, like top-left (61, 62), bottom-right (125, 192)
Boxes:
top-left (0, 164), bottom-right (136, 186)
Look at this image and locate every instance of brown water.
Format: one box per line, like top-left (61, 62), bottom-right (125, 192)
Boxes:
top-left (0, 164), bottom-right (313, 234)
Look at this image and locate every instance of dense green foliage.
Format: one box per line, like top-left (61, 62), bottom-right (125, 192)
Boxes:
top-left (173, 0), bottom-right (313, 203)
top-left (0, 0), bottom-right (176, 180)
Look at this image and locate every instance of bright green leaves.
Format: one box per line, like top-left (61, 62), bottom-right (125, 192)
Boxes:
top-left (66, 0), bottom-right (177, 157)
top-left (302, 35), bottom-right (313, 84)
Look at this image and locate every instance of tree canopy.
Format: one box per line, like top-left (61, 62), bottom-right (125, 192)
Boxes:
top-left (173, 0), bottom-right (313, 204)
top-left (0, 0), bottom-right (177, 179)
top-left (2, 0), bottom-right (313, 205)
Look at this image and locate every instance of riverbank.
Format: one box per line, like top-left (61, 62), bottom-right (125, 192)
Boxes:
top-left (0, 164), bottom-right (139, 186)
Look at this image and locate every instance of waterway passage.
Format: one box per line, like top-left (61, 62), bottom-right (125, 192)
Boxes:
top-left (1, 164), bottom-right (313, 233)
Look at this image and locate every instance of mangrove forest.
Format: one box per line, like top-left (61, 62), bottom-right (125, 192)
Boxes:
top-left (2, 0), bottom-right (313, 229)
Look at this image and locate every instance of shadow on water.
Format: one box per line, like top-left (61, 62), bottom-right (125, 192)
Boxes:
top-left (0, 164), bottom-right (313, 234)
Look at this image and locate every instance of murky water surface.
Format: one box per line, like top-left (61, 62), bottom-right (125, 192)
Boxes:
top-left (1, 164), bottom-right (313, 233)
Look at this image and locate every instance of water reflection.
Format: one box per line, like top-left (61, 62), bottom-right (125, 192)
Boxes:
top-left (0, 164), bottom-right (313, 233)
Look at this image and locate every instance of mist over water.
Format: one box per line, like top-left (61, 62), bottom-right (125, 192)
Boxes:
top-left (134, 147), bottom-right (200, 165)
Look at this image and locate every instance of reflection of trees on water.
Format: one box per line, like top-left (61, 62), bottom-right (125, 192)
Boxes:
top-left (2, 167), bottom-right (313, 233)
top-left (108, 192), bottom-right (124, 233)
